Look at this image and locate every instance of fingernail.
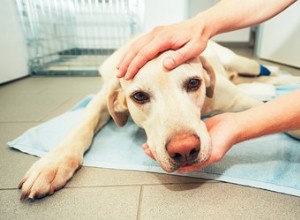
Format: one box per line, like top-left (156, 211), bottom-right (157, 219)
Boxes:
top-left (163, 57), bottom-right (175, 69)
top-left (124, 73), bottom-right (130, 80)
top-left (116, 69), bottom-right (124, 78)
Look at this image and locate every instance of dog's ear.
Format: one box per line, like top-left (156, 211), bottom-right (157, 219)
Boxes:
top-left (199, 56), bottom-right (216, 98)
top-left (107, 80), bottom-right (129, 127)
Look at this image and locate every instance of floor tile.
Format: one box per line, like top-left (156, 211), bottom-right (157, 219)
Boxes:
top-left (0, 93), bottom-right (72, 122)
top-left (0, 77), bottom-right (51, 95)
top-left (0, 186), bottom-right (140, 220)
top-left (39, 76), bottom-right (103, 95)
top-left (0, 123), bottom-right (40, 188)
top-left (139, 183), bottom-right (300, 220)
top-left (0, 122), bottom-right (38, 143)
top-left (67, 167), bottom-right (209, 188)
top-left (0, 145), bottom-right (38, 189)
top-left (0, 76), bottom-right (102, 96)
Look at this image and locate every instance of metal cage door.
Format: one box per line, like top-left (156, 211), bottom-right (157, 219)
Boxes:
top-left (16, 0), bottom-right (143, 75)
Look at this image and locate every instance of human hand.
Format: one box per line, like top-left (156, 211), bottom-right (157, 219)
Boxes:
top-left (142, 113), bottom-right (241, 173)
top-left (117, 16), bottom-right (210, 80)
top-left (177, 113), bottom-right (240, 173)
top-left (142, 143), bottom-right (155, 160)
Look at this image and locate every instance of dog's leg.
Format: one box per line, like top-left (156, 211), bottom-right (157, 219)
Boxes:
top-left (18, 88), bottom-right (111, 201)
top-left (286, 130), bottom-right (300, 140)
top-left (209, 41), bottom-right (263, 76)
top-left (203, 73), bottom-right (262, 116)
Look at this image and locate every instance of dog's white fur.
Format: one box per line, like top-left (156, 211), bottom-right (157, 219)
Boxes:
top-left (18, 40), bottom-right (300, 200)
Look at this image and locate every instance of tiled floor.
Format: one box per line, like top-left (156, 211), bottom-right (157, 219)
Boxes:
top-left (1, 52), bottom-right (300, 219)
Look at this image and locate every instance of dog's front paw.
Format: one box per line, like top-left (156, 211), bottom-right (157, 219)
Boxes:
top-left (18, 153), bottom-right (82, 201)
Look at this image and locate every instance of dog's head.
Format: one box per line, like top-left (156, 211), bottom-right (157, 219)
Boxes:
top-left (107, 51), bottom-right (215, 172)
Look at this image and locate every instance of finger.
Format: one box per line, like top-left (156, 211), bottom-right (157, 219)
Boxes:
top-left (142, 143), bottom-right (149, 150)
top-left (116, 49), bottom-right (139, 78)
top-left (204, 118), bottom-right (215, 131)
top-left (142, 143), bottom-right (155, 160)
top-left (177, 162), bottom-right (207, 174)
top-left (124, 37), bottom-right (178, 80)
top-left (163, 40), bottom-right (207, 70)
top-left (144, 149), bottom-right (155, 160)
top-left (116, 53), bottom-right (140, 78)
top-left (117, 34), bottom-right (153, 78)
top-left (143, 145), bottom-right (155, 160)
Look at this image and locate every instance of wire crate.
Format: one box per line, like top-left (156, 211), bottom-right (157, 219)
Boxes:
top-left (16, 0), bottom-right (143, 75)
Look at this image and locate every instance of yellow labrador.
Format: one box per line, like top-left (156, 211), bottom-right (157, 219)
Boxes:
top-left (18, 41), bottom-right (299, 200)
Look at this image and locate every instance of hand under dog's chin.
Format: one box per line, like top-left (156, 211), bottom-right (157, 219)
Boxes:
top-left (176, 162), bottom-right (208, 173)
top-left (159, 151), bottom-right (211, 173)
top-left (158, 159), bottom-right (201, 173)
top-left (143, 143), bottom-right (210, 173)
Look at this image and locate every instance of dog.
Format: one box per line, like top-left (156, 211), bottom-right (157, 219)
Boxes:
top-left (18, 40), bottom-right (300, 201)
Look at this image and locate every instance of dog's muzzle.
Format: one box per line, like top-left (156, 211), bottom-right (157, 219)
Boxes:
top-left (166, 133), bottom-right (200, 168)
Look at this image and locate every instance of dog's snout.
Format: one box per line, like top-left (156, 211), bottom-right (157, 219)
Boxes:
top-left (166, 133), bottom-right (200, 164)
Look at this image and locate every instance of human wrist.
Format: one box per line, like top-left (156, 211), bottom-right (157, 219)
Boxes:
top-left (191, 12), bottom-right (214, 42)
top-left (233, 110), bottom-right (263, 144)
top-left (224, 112), bottom-right (244, 146)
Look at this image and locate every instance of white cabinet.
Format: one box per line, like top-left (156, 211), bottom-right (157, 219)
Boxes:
top-left (255, 1), bottom-right (300, 68)
top-left (0, 0), bottom-right (28, 84)
top-left (143, 0), bottom-right (188, 32)
top-left (188, 0), bottom-right (251, 43)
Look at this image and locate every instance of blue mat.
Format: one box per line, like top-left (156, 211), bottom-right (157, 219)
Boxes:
top-left (8, 86), bottom-right (300, 197)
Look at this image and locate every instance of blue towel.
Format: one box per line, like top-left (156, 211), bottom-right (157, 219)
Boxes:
top-left (8, 86), bottom-right (300, 197)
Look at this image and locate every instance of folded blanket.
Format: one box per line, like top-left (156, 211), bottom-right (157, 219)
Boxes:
top-left (8, 85), bottom-right (300, 197)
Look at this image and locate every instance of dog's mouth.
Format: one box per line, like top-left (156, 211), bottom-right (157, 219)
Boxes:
top-left (166, 159), bottom-right (201, 173)
top-left (142, 143), bottom-right (202, 173)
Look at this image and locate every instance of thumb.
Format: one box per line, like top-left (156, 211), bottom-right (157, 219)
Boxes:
top-left (163, 50), bottom-right (185, 70)
top-left (163, 40), bottom-right (205, 70)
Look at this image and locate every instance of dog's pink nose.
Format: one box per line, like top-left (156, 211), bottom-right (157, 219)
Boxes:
top-left (166, 133), bottom-right (200, 164)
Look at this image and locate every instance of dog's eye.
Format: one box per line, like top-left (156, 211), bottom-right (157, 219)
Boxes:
top-left (131, 91), bottom-right (150, 104)
top-left (186, 78), bottom-right (201, 92)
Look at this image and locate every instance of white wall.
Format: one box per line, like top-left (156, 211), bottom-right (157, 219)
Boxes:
top-left (0, 0), bottom-right (29, 83)
top-left (143, 0), bottom-right (188, 32)
top-left (188, 0), bottom-right (217, 18)
top-left (255, 1), bottom-right (300, 68)
top-left (188, 0), bottom-right (251, 43)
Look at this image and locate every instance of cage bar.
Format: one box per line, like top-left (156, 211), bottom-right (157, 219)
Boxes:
top-left (15, 0), bottom-right (142, 76)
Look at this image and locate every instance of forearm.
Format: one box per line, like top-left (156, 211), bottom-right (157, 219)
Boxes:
top-left (234, 90), bottom-right (300, 142)
top-left (117, 0), bottom-right (296, 79)
top-left (196, 0), bottom-right (296, 38)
